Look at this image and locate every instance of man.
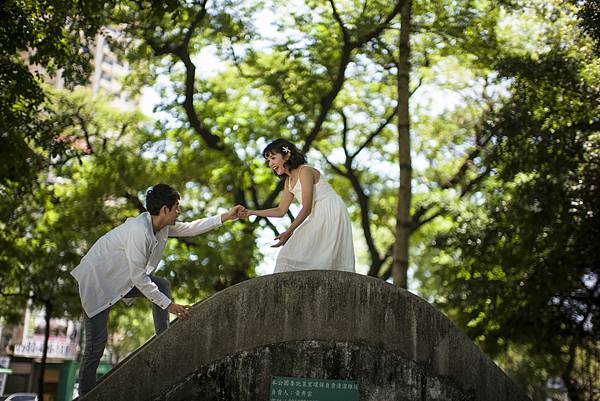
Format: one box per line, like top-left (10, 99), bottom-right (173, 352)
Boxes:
top-left (71, 184), bottom-right (243, 395)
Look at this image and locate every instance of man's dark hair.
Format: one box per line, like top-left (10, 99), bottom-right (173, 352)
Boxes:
top-left (145, 184), bottom-right (180, 215)
top-left (262, 138), bottom-right (307, 178)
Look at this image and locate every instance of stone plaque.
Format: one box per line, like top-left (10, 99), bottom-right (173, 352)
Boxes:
top-left (270, 376), bottom-right (359, 401)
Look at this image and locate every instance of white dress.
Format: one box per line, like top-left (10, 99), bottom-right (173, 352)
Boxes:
top-left (274, 166), bottom-right (355, 273)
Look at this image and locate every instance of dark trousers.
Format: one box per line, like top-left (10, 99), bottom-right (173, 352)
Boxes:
top-left (78, 275), bottom-right (171, 396)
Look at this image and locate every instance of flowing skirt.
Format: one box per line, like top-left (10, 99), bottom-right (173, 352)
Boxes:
top-left (274, 195), bottom-right (355, 273)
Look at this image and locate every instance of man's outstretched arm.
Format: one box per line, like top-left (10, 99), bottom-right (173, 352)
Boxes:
top-left (168, 205), bottom-right (245, 237)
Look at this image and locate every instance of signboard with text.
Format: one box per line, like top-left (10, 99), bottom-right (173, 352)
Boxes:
top-left (270, 376), bottom-right (359, 401)
top-left (13, 307), bottom-right (80, 360)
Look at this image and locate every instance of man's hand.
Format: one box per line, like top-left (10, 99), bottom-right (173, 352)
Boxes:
top-left (238, 208), bottom-right (252, 219)
top-left (222, 204), bottom-right (246, 221)
top-left (167, 303), bottom-right (191, 320)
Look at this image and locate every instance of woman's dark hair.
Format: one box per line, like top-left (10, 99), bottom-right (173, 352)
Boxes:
top-left (262, 139), bottom-right (307, 176)
top-left (146, 184), bottom-right (180, 215)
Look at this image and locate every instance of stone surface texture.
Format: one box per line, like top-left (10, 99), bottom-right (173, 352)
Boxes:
top-left (81, 271), bottom-right (530, 401)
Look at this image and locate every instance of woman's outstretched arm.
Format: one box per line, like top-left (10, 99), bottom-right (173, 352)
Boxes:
top-left (244, 179), bottom-right (295, 218)
top-left (272, 167), bottom-right (315, 247)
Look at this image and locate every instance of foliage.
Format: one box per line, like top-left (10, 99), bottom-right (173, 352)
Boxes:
top-left (0, 0), bottom-right (116, 193)
top-left (1, 88), bottom-right (147, 316)
top-left (0, 4), bottom-right (116, 360)
top-left (427, 7), bottom-right (600, 399)
top-left (578, 0), bottom-right (600, 51)
top-left (1, 1), bottom-right (599, 398)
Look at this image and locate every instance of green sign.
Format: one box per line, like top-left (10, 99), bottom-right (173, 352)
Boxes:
top-left (270, 376), bottom-right (359, 401)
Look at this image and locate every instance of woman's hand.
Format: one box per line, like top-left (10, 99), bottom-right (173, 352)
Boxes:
top-left (272, 230), bottom-right (293, 247)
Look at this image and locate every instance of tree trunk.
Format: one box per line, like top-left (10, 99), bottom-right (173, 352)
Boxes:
top-left (38, 300), bottom-right (52, 401)
top-left (562, 336), bottom-right (584, 401)
top-left (392, 0), bottom-right (412, 288)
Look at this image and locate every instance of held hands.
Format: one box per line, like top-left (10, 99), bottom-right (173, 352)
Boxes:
top-left (167, 302), bottom-right (191, 320)
top-left (238, 208), bottom-right (252, 219)
top-left (272, 229), bottom-right (293, 248)
top-left (222, 205), bottom-right (246, 221)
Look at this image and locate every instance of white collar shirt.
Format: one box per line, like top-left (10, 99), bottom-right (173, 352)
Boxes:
top-left (71, 212), bottom-right (222, 317)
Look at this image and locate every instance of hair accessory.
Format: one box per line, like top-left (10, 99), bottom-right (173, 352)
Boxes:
top-left (282, 146), bottom-right (291, 154)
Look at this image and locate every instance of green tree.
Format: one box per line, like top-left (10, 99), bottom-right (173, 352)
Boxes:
top-left (42, 87), bottom-right (259, 359)
top-left (428, 5), bottom-right (600, 399)
top-left (109, 0), bottom-right (405, 283)
top-left (1, 10), bottom-right (118, 391)
top-left (0, 0), bottom-right (115, 193)
top-left (3, 1), bottom-right (598, 397)
top-left (1, 180), bottom-right (89, 398)
top-left (578, 0), bottom-right (600, 51)
top-left (0, 87), bottom-right (154, 396)
top-left (313, 0), bottom-right (508, 284)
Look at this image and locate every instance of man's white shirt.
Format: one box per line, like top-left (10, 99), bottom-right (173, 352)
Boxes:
top-left (71, 212), bottom-right (222, 317)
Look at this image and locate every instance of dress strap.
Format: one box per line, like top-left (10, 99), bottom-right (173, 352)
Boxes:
top-left (289, 165), bottom-right (310, 191)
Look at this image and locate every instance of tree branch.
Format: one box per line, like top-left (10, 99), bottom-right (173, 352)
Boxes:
top-left (412, 103), bottom-right (497, 230)
top-left (410, 76), bottom-right (423, 98)
top-left (355, 1), bottom-right (406, 47)
top-left (340, 109), bottom-right (350, 158)
top-left (229, 45), bottom-right (262, 80)
top-left (182, 1), bottom-right (208, 49)
top-left (123, 192), bottom-right (146, 213)
top-left (351, 103), bottom-right (398, 160)
top-left (74, 111), bottom-right (95, 155)
top-left (302, 0), bottom-right (404, 153)
top-left (328, 0), bottom-right (350, 42)
top-left (174, 47), bottom-right (224, 149)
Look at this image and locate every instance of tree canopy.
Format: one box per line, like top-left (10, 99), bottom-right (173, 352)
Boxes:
top-left (1, 0), bottom-right (598, 400)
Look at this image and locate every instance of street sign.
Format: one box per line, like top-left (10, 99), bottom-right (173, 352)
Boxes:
top-left (270, 376), bottom-right (359, 401)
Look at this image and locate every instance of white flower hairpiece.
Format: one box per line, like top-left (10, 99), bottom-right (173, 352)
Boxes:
top-left (282, 146), bottom-right (291, 154)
